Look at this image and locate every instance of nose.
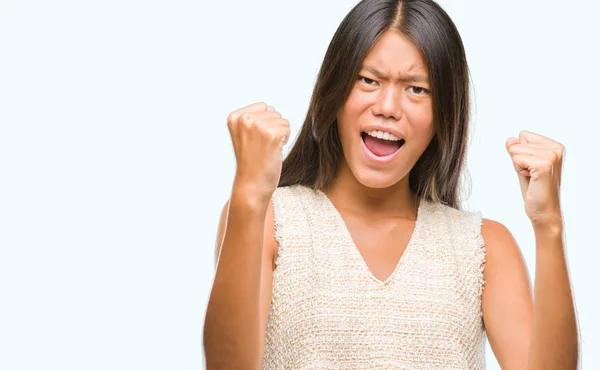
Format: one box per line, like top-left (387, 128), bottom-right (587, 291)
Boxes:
top-left (372, 85), bottom-right (403, 121)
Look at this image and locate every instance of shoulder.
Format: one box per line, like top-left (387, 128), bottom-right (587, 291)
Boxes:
top-left (273, 184), bottom-right (315, 197)
top-left (430, 202), bottom-right (515, 240)
top-left (435, 201), bottom-right (521, 262)
top-left (481, 218), bottom-right (516, 246)
top-left (272, 184), bottom-right (321, 211)
top-left (480, 218), bottom-right (525, 277)
top-left (480, 218), bottom-right (522, 262)
top-left (477, 218), bottom-right (530, 300)
top-left (436, 204), bottom-right (528, 289)
top-left (427, 201), bottom-right (482, 233)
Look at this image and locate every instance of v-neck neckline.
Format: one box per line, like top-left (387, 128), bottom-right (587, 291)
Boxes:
top-left (316, 189), bottom-right (424, 287)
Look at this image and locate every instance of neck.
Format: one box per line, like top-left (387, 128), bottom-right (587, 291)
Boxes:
top-left (323, 161), bottom-right (418, 220)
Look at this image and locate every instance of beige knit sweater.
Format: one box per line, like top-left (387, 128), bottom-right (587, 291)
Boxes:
top-left (263, 184), bottom-right (487, 369)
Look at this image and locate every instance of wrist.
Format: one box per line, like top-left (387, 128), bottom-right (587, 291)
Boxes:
top-left (231, 182), bottom-right (272, 212)
top-left (532, 219), bottom-right (564, 239)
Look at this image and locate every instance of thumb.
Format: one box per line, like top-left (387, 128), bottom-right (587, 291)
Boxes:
top-left (505, 137), bottom-right (519, 150)
top-left (506, 136), bottom-right (530, 199)
top-left (506, 137), bottom-right (526, 173)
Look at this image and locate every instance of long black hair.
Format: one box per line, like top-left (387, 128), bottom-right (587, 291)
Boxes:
top-left (279, 0), bottom-right (472, 209)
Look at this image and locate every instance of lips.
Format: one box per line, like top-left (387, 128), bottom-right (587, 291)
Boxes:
top-left (361, 132), bottom-right (405, 157)
top-left (360, 126), bottom-right (405, 142)
top-left (360, 132), bottom-right (405, 165)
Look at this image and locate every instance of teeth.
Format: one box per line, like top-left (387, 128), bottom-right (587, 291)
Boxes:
top-left (365, 130), bottom-right (402, 142)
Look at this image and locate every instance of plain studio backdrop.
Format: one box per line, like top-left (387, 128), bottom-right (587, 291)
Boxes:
top-left (0, 0), bottom-right (598, 369)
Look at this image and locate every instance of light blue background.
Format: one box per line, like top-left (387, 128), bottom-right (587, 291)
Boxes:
top-left (1, 0), bottom-right (598, 369)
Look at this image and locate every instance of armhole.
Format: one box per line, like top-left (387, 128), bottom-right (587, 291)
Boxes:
top-left (471, 210), bottom-right (487, 294)
top-left (270, 189), bottom-right (284, 268)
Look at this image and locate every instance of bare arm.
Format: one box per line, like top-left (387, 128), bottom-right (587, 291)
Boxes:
top-left (481, 218), bottom-right (533, 369)
top-left (527, 223), bottom-right (578, 369)
top-left (203, 188), bottom-right (277, 369)
top-left (481, 218), bottom-right (578, 370)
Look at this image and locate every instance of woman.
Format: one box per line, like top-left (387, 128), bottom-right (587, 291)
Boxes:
top-left (204, 0), bottom-right (578, 368)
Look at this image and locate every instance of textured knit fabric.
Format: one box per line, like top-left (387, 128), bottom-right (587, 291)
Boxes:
top-left (263, 184), bottom-right (487, 369)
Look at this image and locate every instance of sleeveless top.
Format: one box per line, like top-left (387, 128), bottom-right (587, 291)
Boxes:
top-left (262, 184), bottom-right (487, 369)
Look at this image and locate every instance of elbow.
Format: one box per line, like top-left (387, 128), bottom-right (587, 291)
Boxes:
top-left (203, 317), bottom-right (262, 370)
top-left (526, 344), bottom-right (579, 370)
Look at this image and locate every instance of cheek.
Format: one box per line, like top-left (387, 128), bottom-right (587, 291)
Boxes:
top-left (406, 103), bottom-right (434, 136)
top-left (338, 90), bottom-right (370, 140)
top-left (340, 88), bottom-right (372, 119)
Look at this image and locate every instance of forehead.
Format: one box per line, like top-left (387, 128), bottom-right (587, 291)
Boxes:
top-left (362, 30), bottom-right (427, 75)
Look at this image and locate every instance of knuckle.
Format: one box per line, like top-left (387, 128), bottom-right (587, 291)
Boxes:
top-left (268, 129), bottom-right (279, 141)
top-left (263, 130), bottom-right (275, 141)
top-left (226, 112), bottom-right (235, 125)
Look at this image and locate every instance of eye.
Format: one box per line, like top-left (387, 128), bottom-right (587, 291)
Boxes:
top-left (408, 86), bottom-right (431, 95)
top-left (358, 76), bottom-right (378, 86)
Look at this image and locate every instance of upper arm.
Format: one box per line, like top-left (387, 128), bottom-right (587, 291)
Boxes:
top-left (213, 197), bottom-right (278, 360)
top-left (481, 218), bottom-right (534, 369)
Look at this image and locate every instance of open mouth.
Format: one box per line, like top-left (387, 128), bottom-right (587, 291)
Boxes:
top-left (361, 132), bottom-right (405, 157)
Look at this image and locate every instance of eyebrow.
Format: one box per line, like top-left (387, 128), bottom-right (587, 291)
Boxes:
top-left (362, 65), bottom-right (429, 84)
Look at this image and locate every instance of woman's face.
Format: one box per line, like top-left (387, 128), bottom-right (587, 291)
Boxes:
top-left (336, 30), bottom-right (435, 189)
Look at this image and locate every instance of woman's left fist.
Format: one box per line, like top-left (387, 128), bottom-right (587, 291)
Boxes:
top-left (505, 130), bottom-right (565, 228)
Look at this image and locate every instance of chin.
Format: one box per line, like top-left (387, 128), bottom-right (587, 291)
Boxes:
top-left (350, 166), bottom-right (405, 190)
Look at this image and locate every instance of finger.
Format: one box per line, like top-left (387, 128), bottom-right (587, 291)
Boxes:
top-left (521, 133), bottom-right (565, 157)
top-left (558, 150), bottom-right (565, 189)
top-left (282, 128), bottom-right (291, 146)
top-left (519, 131), bottom-right (529, 145)
top-left (269, 124), bottom-right (291, 147)
top-left (508, 144), bottom-right (560, 184)
top-left (508, 152), bottom-right (532, 200)
top-left (505, 137), bottom-right (520, 150)
top-left (511, 132), bottom-right (564, 183)
top-left (508, 148), bottom-right (529, 176)
top-left (508, 145), bottom-right (560, 186)
top-left (227, 102), bottom-right (270, 124)
top-left (518, 131), bottom-right (564, 182)
top-left (507, 144), bottom-right (558, 163)
top-left (512, 154), bottom-right (555, 181)
top-left (239, 111), bottom-right (283, 123)
top-left (520, 130), bottom-right (564, 148)
top-left (261, 116), bottom-right (290, 128)
top-left (509, 142), bottom-right (560, 149)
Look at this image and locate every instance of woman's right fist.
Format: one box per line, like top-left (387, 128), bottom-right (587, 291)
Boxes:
top-left (227, 102), bottom-right (291, 202)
